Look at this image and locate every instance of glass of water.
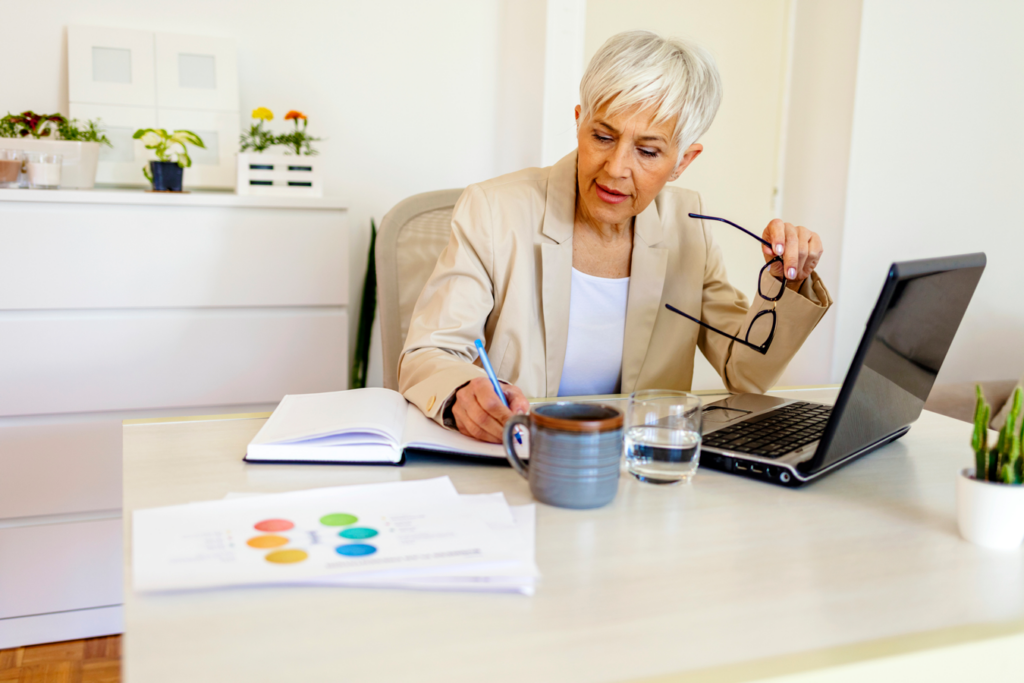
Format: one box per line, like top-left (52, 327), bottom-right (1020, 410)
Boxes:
top-left (624, 390), bottom-right (703, 484)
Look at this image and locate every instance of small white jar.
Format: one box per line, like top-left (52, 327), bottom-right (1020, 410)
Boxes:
top-left (25, 152), bottom-right (62, 189)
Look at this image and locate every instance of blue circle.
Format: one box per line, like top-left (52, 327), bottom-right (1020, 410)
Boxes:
top-left (339, 527), bottom-right (379, 540)
top-left (335, 543), bottom-right (377, 557)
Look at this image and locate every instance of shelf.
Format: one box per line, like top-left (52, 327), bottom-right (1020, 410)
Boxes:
top-left (0, 187), bottom-right (347, 210)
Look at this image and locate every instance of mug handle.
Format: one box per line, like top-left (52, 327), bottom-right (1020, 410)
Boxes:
top-left (503, 414), bottom-right (530, 479)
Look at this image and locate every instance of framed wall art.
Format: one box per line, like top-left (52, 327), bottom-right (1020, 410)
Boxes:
top-left (67, 26), bottom-right (156, 108)
top-left (67, 25), bottom-right (240, 189)
top-left (155, 33), bottom-right (239, 112)
top-left (68, 102), bottom-right (157, 187)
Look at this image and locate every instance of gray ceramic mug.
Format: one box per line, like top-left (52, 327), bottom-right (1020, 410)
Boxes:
top-left (503, 402), bottom-right (624, 509)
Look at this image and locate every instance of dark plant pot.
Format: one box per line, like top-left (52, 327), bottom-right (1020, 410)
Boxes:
top-left (150, 161), bottom-right (184, 192)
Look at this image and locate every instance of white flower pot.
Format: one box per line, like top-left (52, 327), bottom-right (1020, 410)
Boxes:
top-left (236, 152), bottom-right (322, 197)
top-left (956, 468), bottom-right (1024, 550)
top-left (0, 139), bottom-right (100, 189)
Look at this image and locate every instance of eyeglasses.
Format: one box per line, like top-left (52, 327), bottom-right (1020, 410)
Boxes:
top-left (664, 213), bottom-right (788, 356)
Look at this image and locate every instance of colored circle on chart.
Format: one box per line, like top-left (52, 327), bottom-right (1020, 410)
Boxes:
top-left (254, 519), bottom-right (294, 532)
top-left (265, 549), bottom-right (308, 564)
top-left (335, 544), bottom-right (377, 557)
top-left (320, 513), bottom-right (358, 527)
top-left (247, 534), bottom-right (289, 548)
top-left (339, 527), bottom-right (378, 540)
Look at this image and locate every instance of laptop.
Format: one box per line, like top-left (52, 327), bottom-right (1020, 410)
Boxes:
top-left (699, 253), bottom-right (986, 487)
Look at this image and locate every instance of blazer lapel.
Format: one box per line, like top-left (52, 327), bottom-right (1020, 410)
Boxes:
top-left (540, 151), bottom-right (578, 396)
top-left (621, 201), bottom-right (668, 393)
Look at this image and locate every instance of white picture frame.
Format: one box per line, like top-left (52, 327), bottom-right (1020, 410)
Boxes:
top-left (155, 33), bottom-right (239, 111)
top-left (69, 27), bottom-right (241, 189)
top-left (67, 26), bottom-right (156, 107)
top-left (155, 109), bottom-right (239, 190)
top-left (69, 103), bottom-right (157, 187)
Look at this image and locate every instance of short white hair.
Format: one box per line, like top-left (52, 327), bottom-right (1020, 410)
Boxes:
top-left (579, 30), bottom-right (722, 160)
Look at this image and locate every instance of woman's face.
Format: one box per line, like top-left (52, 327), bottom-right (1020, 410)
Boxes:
top-left (575, 103), bottom-right (701, 227)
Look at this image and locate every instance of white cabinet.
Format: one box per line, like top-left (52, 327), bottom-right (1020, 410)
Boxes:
top-left (0, 189), bottom-right (349, 647)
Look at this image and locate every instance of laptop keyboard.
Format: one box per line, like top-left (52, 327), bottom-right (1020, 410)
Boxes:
top-left (702, 401), bottom-right (832, 458)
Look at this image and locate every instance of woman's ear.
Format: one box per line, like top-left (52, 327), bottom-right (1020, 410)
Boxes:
top-left (575, 105), bottom-right (581, 123)
top-left (670, 143), bottom-right (703, 180)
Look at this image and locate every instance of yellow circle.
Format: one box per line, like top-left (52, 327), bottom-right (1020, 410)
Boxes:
top-left (247, 534), bottom-right (288, 549)
top-left (265, 549), bottom-right (308, 564)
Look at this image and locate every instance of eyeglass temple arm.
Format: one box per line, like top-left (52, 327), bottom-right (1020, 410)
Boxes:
top-left (689, 213), bottom-right (773, 250)
top-left (664, 303), bottom-right (768, 356)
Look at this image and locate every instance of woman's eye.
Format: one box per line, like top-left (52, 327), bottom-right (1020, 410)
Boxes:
top-left (639, 148), bottom-right (659, 158)
top-left (592, 132), bottom-right (613, 143)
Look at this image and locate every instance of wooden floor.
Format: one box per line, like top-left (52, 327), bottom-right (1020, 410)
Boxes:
top-left (0, 636), bottom-right (120, 683)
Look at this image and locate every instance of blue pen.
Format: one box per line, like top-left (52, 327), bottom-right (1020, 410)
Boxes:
top-left (475, 339), bottom-right (523, 444)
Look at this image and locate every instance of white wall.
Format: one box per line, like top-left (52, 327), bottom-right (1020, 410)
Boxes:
top-left (541, 0), bottom-right (587, 166)
top-left (586, 0), bottom-right (793, 389)
top-left (777, 0), bottom-right (863, 386)
top-left (0, 0), bottom-right (544, 386)
top-left (496, 0), bottom-right (548, 175)
top-left (835, 0), bottom-right (1024, 385)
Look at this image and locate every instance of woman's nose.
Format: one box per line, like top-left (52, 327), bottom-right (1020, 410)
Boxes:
top-left (605, 142), bottom-right (633, 178)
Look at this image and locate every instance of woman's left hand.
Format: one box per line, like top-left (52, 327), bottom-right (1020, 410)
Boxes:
top-left (761, 219), bottom-right (823, 292)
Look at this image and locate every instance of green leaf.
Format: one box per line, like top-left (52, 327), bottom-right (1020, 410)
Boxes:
top-left (170, 130), bottom-right (205, 148)
top-left (351, 220), bottom-right (378, 389)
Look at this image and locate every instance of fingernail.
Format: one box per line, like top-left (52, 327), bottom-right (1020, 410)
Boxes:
top-left (775, 244), bottom-right (784, 255)
top-left (787, 268), bottom-right (797, 279)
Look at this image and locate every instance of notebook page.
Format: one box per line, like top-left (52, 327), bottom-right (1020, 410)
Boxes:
top-left (401, 404), bottom-right (507, 458)
top-left (252, 388), bottom-right (409, 446)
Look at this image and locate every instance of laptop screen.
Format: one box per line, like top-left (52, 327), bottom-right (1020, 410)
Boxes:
top-left (803, 254), bottom-right (986, 474)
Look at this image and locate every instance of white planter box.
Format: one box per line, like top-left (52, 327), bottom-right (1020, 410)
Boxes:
top-left (236, 152), bottom-right (322, 197)
top-left (956, 468), bottom-right (1024, 549)
top-left (0, 139), bottom-right (100, 189)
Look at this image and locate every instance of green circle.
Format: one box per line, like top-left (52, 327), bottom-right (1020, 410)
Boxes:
top-left (319, 513), bottom-right (358, 526)
top-left (339, 527), bottom-right (378, 540)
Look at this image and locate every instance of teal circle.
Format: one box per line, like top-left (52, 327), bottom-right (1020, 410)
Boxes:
top-left (335, 543), bottom-right (377, 557)
top-left (339, 527), bottom-right (378, 540)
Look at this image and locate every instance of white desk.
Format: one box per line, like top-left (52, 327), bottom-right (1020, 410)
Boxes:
top-left (122, 388), bottom-right (1024, 682)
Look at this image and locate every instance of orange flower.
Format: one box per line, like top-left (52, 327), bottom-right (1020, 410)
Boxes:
top-left (284, 110), bottom-right (307, 121)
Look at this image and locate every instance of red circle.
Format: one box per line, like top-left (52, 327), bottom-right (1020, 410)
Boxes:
top-left (254, 519), bottom-right (294, 532)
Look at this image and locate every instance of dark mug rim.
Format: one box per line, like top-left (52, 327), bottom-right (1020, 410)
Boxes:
top-left (531, 402), bottom-right (623, 433)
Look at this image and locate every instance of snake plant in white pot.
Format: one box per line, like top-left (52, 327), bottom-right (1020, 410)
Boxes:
top-left (957, 386), bottom-right (1024, 549)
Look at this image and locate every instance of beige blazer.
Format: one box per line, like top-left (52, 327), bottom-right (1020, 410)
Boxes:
top-left (399, 151), bottom-right (832, 423)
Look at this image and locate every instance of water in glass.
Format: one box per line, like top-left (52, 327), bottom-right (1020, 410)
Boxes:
top-left (624, 425), bottom-right (701, 484)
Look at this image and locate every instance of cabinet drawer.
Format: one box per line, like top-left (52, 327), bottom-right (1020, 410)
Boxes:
top-left (0, 420), bottom-right (122, 518)
top-left (0, 309), bottom-right (348, 416)
top-left (0, 203), bottom-right (347, 309)
top-left (0, 520), bottom-right (122, 620)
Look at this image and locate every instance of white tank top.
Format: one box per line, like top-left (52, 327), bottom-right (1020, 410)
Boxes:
top-left (557, 268), bottom-right (630, 397)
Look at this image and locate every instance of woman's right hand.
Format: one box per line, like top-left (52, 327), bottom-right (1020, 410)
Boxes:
top-left (451, 377), bottom-right (530, 443)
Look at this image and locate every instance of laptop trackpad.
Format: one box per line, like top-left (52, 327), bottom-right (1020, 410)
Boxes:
top-left (703, 394), bottom-right (790, 425)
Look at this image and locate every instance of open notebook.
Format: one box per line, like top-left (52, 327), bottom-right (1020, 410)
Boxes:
top-left (245, 388), bottom-right (506, 465)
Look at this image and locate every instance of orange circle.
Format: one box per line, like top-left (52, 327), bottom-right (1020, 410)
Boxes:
top-left (265, 549), bottom-right (308, 564)
top-left (247, 534), bottom-right (288, 549)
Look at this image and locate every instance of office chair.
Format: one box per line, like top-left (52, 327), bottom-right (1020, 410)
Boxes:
top-left (375, 188), bottom-right (464, 391)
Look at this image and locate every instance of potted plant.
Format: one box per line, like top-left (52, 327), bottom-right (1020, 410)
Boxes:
top-left (277, 110), bottom-right (321, 156)
top-left (0, 110), bottom-right (112, 189)
top-left (957, 386), bottom-right (1024, 549)
top-left (235, 107), bottom-right (323, 197)
top-left (133, 128), bottom-right (205, 192)
top-left (239, 107), bottom-right (276, 155)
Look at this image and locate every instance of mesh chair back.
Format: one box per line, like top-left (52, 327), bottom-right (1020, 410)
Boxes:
top-left (375, 189), bottom-right (463, 390)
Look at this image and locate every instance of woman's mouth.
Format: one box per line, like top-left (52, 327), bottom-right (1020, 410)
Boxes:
top-left (595, 182), bottom-right (629, 204)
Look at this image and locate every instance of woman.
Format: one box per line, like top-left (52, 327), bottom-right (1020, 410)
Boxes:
top-left (399, 30), bottom-right (832, 443)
